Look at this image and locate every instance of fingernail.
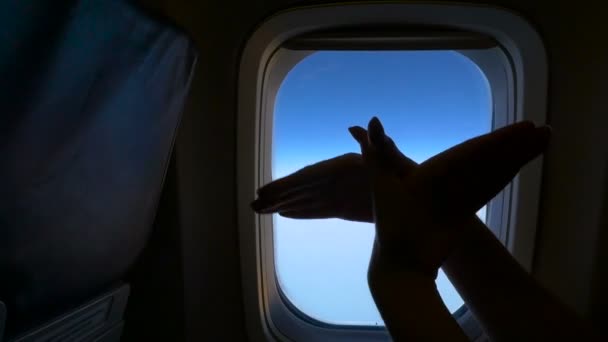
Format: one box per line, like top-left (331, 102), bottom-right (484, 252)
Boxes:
top-left (369, 117), bottom-right (384, 134)
top-left (368, 117), bottom-right (385, 146)
top-left (348, 126), bottom-right (363, 144)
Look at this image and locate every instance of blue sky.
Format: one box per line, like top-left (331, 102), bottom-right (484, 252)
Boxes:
top-left (272, 50), bottom-right (491, 325)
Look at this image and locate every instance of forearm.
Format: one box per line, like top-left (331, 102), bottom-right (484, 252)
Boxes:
top-left (368, 244), bottom-right (469, 342)
top-left (443, 217), bottom-right (593, 341)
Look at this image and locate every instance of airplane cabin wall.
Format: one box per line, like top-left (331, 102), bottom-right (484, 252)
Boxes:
top-left (134, 0), bottom-right (607, 340)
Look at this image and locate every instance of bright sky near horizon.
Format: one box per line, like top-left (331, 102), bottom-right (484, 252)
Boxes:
top-left (272, 50), bottom-right (491, 326)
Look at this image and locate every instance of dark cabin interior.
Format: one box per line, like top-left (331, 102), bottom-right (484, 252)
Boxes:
top-left (1, 0), bottom-right (606, 341)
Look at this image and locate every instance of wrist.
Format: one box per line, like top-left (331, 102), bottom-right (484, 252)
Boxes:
top-left (367, 257), bottom-right (437, 307)
top-left (367, 239), bottom-right (438, 287)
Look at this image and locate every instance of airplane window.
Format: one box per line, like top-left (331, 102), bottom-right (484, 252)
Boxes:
top-left (272, 51), bottom-right (491, 326)
top-left (240, 5), bottom-right (547, 340)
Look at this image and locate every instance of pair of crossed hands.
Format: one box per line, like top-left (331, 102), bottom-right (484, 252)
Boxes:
top-left (252, 117), bottom-right (551, 279)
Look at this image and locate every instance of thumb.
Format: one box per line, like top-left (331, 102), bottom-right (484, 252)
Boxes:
top-left (366, 117), bottom-right (404, 180)
top-left (348, 124), bottom-right (382, 179)
top-left (350, 120), bottom-right (404, 226)
top-left (350, 118), bottom-right (418, 178)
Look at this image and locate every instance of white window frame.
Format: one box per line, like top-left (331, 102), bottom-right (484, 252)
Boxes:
top-left (237, 3), bottom-right (547, 341)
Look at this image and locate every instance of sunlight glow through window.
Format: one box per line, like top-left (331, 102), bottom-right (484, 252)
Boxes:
top-left (272, 51), bottom-right (491, 326)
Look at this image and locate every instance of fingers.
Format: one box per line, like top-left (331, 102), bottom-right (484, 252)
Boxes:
top-left (349, 119), bottom-right (418, 177)
top-left (252, 190), bottom-right (317, 214)
top-left (279, 201), bottom-right (373, 222)
top-left (350, 123), bottom-right (383, 183)
top-left (351, 118), bottom-right (407, 229)
top-left (253, 153), bottom-right (365, 214)
top-left (256, 117), bottom-right (551, 226)
top-left (349, 118), bottom-right (409, 195)
top-left (256, 153), bottom-right (358, 200)
top-left (349, 124), bottom-right (379, 180)
top-left (279, 208), bottom-right (331, 219)
top-left (252, 175), bottom-right (330, 213)
top-left (416, 121), bottom-right (552, 217)
top-left (368, 117), bottom-right (419, 175)
top-left (256, 163), bottom-right (330, 199)
top-left (368, 117), bottom-right (386, 147)
top-left (348, 126), bottom-right (368, 146)
top-left (278, 202), bottom-right (343, 220)
top-left (349, 120), bottom-right (417, 177)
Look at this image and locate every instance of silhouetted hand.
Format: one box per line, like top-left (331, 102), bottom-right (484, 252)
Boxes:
top-left (252, 117), bottom-right (550, 278)
top-left (352, 117), bottom-right (550, 278)
top-left (251, 135), bottom-right (415, 222)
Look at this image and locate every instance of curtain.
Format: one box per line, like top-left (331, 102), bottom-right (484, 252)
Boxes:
top-left (0, 0), bottom-right (197, 337)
